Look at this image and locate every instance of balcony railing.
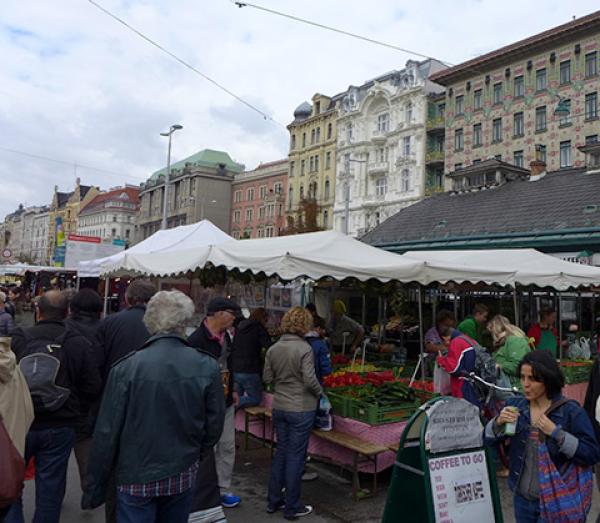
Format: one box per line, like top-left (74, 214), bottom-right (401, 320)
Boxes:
top-left (426, 116), bottom-right (445, 131)
top-left (425, 150), bottom-right (445, 164)
top-left (367, 161), bottom-right (389, 175)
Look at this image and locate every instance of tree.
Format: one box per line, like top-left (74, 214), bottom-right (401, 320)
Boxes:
top-left (280, 198), bottom-right (323, 236)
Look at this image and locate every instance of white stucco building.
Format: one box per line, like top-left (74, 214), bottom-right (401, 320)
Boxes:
top-left (28, 208), bottom-right (50, 264)
top-left (333, 59), bottom-right (446, 237)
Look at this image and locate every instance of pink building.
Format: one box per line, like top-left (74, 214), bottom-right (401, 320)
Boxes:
top-left (230, 160), bottom-right (288, 239)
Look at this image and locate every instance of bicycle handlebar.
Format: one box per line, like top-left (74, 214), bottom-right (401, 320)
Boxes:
top-left (462, 372), bottom-right (520, 395)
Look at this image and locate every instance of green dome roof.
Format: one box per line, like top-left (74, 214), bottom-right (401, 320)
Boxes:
top-left (149, 149), bottom-right (244, 182)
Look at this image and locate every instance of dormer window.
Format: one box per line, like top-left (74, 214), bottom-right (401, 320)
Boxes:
top-left (580, 141), bottom-right (600, 172)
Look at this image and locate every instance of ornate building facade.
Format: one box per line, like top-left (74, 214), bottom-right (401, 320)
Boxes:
top-left (230, 159), bottom-right (287, 239)
top-left (430, 11), bottom-right (600, 182)
top-left (332, 60), bottom-right (446, 237)
top-left (287, 93), bottom-right (341, 231)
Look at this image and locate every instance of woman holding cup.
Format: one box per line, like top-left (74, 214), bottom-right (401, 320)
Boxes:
top-left (485, 350), bottom-right (600, 522)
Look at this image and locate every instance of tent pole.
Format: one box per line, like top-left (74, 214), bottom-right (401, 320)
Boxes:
top-left (361, 293), bottom-right (366, 329)
top-left (513, 285), bottom-right (519, 327)
top-left (103, 276), bottom-right (109, 317)
top-left (418, 286), bottom-right (425, 382)
top-left (558, 291), bottom-right (563, 361)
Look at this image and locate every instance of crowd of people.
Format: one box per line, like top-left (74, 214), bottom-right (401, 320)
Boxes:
top-left (2, 283), bottom-right (600, 522)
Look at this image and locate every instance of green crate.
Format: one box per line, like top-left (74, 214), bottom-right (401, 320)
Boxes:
top-left (347, 398), bottom-right (421, 425)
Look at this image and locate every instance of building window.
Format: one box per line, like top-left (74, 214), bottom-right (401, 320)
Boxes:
top-left (111, 228), bottom-right (116, 237)
top-left (234, 191), bottom-right (242, 203)
top-left (327, 123), bottom-right (333, 139)
top-left (288, 187), bottom-right (293, 209)
top-left (455, 96), bottom-right (464, 115)
top-left (514, 75), bottom-right (524, 97)
top-left (245, 208), bottom-right (253, 221)
top-left (585, 92), bottom-right (598, 120)
top-left (454, 128), bottom-right (464, 151)
top-left (302, 132), bottom-right (306, 147)
top-left (323, 210), bottom-right (329, 228)
top-left (325, 152), bottom-right (331, 169)
top-left (539, 144), bottom-right (547, 163)
top-left (259, 207), bottom-right (265, 220)
top-left (559, 60), bottom-right (571, 85)
top-left (559, 99), bottom-right (571, 125)
top-left (586, 135), bottom-right (599, 145)
top-left (535, 106), bottom-right (547, 131)
top-left (454, 163), bottom-right (463, 171)
top-left (247, 188), bottom-right (255, 201)
top-left (401, 169), bottom-right (410, 192)
top-left (536, 68), bottom-right (547, 91)
top-left (347, 122), bottom-right (353, 140)
top-left (291, 134), bottom-right (296, 149)
top-left (493, 83), bottom-right (502, 104)
top-left (473, 123), bottom-right (482, 146)
top-left (405, 103), bottom-right (412, 123)
top-left (403, 136), bottom-right (411, 156)
top-left (494, 154), bottom-right (502, 161)
top-left (316, 127), bottom-right (321, 143)
top-left (315, 155), bottom-right (320, 172)
top-left (301, 160), bottom-right (305, 176)
top-left (233, 210), bottom-right (240, 223)
top-left (560, 140), bottom-right (571, 168)
top-left (309, 156), bottom-right (314, 172)
top-left (375, 177), bottom-right (387, 197)
top-left (324, 178), bottom-right (330, 200)
top-left (513, 150), bottom-right (524, 168)
top-left (289, 161), bottom-right (295, 177)
top-left (299, 185), bottom-right (304, 200)
top-left (473, 89), bottom-right (482, 110)
top-left (266, 226), bottom-right (274, 238)
top-left (437, 103), bottom-right (445, 118)
top-left (259, 185), bottom-right (267, 199)
top-left (377, 113), bottom-right (389, 132)
top-left (513, 112), bottom-right (524, 137)
top-left (492, 118), bottom-right (502, 143)
top-left (274, 182), bottom-right (282, 194)
top-left (585, 52), bottom-right (598, 78)
top-left (311, 129), bottom-right (316, 144)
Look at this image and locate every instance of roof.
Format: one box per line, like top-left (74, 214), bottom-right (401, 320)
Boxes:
top-left (149, 149), bottom-right (244, 181)
top-left (445, 158), bottom-right (530, 178)
top-left (362, 168), bottom-right (600, 251)
top-left (430, 10), bottom-right (600, 85)
top-left (80, 187), bottom-right (140, 215)
top-left (56, 192), bottom-right (73, 208)
top-left (79, 185), bottom-right (93, 200)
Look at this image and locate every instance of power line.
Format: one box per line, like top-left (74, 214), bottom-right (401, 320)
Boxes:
top-left (233, 1), bottom-right (455, 66)
top-left (0, 145), bottom-right (141, 183)
top-left (86, 0), bottom-right (285, 128)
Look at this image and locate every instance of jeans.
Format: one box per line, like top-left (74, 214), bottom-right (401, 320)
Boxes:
top-left (5, 426), bottom-right (76, 523)
top-left (235, 373), bottom-right (263, 408)
top-left (513, 494), bottom-right (541, 523)
top-left (116, 488), bottom-right (195, 523)
top-left (267, 409), bottom-right (315, 518)
top-left (215, 405), bottom-right (235, 493)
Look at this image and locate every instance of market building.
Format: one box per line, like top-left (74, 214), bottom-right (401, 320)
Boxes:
top-left (362, 143), bottom-right (600, 262)
top-left (429, 10), bottom-right (600, 180)
top-left (230, 159), bottom-right (287, 239)
top-left (78, 185), bottom-right (140, 245)
top-left (136, 148), bottom-right (243, 241)
top-left (333, 59), bottom-right (446, 236)
top-left (47, 179), bottom-right (99, 265)
top-left (287, 93), bottom-right (341, 231)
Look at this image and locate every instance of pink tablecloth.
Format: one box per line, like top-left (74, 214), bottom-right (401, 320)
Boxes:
top-left (563, 382), bottom-right (588, 405)
top-left (235, 393), bottom-right (407, 473)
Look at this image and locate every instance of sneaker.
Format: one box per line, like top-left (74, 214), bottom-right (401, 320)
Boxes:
top-left (221, 493), bottom-right (241, 508)
top-left (284, 505), bottom-right (313, 520)
top-left (301, 471), bottom-right (318, 481)
top-left (266, 502), bottom-right (285, 514)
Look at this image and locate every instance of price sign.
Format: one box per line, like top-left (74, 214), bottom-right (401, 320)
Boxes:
top-left (428, 450), bottom-right (495, 523)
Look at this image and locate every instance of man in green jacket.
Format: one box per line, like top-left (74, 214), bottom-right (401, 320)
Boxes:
top-left (83, 291), bottom-right (225, 523)
top-left (457, 303), bottom-right (489, 344)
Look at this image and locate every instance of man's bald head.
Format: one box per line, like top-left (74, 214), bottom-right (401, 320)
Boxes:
top-left (38, 290), bottom-right (69, 321)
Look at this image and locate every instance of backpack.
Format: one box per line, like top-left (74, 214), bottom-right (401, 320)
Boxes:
top-left (458, 335), bottom-right (496, 404)
top-left (18, 330), bottom-right (71, 414)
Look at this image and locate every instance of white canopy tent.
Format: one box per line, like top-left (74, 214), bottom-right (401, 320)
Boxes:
top-left (0, 263), bottom-right (73, 276)
top-left (97, 230), bottom-right (425, 283)
top-left (404, 249), bottom-right (600, 290)
top-left (77, 220), bottom-right (233, 277)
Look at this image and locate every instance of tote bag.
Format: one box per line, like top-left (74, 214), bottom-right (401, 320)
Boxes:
top-left (0, 415), bottom-right (26, 508)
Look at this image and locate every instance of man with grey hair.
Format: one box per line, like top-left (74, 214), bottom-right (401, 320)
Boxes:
top-left (84, 291), bottom-right (225, 523)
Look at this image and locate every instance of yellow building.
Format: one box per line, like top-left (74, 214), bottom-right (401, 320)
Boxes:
top-left (287, 93), bottom-right (340, 230)
top-left (47, 178), bottom-right (99, 265)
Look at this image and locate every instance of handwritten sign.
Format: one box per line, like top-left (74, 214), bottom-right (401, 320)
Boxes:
top-left (428, 450), bottom-right (495, 523)
top-left (425, 398), bottom-right (483, 454)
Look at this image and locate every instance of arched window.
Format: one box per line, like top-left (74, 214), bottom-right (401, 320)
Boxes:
top-left (311, 129), bottom-right (316, 144)
top-left (323, 210), bottom-right (329, 228)
top-left (324, 178), bottom-right (331, 200)
top-left (401, 169), bottom-right (411, 192)
top-left (327, 123), bottom-right (333, 139)
top-left (300, 184), bottom-right (304, 200)
top-left (302, 132), bottom-right (306, 147)
top-left (291, 134), bottom-right (296, 149)
top-left (347, 123), bottom-right (353, 141)
top-left (288, 186), bottom-right (293, 209)
top-left (405, 102), bottom-right (413, 124)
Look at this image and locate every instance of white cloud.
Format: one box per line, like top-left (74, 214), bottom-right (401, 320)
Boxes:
top-left (1, 0), bottom-right (598, 217)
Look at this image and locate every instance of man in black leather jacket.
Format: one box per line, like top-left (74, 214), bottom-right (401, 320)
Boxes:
top-left (84, 291), bottom-right (225, 523)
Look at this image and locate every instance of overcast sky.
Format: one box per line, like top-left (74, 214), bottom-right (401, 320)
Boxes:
top-left (2, 0), bottom-right (599, 218)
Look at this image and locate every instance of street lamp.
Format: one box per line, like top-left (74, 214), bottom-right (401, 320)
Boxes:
top-left (553, 96), bottom-right (571, 118)
top-left (160, 124), bottom-right (183, 230)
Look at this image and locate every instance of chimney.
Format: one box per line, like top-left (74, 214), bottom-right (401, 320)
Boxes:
top-left (529, 145), bottom-right (547, 181)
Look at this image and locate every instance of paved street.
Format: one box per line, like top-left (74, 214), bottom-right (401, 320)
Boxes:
top-left (19, 433), bottom-right (600, 522)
